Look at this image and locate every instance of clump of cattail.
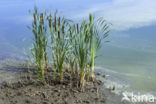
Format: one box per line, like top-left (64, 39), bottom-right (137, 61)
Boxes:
top-left (28, 7), bottom-right (111, 90)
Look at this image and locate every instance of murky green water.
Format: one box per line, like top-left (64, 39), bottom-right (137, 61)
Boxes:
top-left (96, 32), bottom-right (156, 93)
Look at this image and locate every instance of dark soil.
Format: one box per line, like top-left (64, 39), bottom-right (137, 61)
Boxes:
top-left (0, 71), bottom-right (106, 104)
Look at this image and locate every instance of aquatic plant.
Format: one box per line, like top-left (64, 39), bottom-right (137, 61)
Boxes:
top-left (28, 7), bottom-right (48, 82)
top-left (71, 21), bottom-right (90, 88)
top-left (88, 14), bottom-right (110, 80)
top-left (48, 12), bottom-right (71, 81)
top-left (27, 7), bottom-right (110, 88)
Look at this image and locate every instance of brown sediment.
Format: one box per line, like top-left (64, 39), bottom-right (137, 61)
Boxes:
top-left (0, 69), bottom-right (106, 104)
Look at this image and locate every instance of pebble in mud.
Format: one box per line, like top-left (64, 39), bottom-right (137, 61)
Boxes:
top-left (83, 100), bottom-right (90, 103)
top-left (100, 99), bottom-right (105, 103)
top-left (10, 100), bottom-right (18, 104)
top-left (42, 92), bottom-right (48, 99)
top-left (1, 81), bottom-right (12, 88)
top-left (102, 75), bottom-right (106, 78)
top-left (64, 101), bottom-right (68, 104)
top-left (16, 91), bottom-right (22, 96)
top-left (25, 99), bottom-right (31, 103)
top-left (96, 72), bottom-right (101, 76)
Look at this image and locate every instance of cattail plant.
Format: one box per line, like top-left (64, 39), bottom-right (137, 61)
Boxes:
top-left (67, 24), bottom-right (77, 74)
top-left (27, 6), bottom-right (111, 88)
top-left (40, 13), bottom-right (49, 71)
top-left (72, 21), bottom-right (90, 88)
top-left (48, 12), bottom-right (71, 81)
top-left (88, 14), bottom-right (110, 80)
top-left (28, 7), bottom-right (48, 82)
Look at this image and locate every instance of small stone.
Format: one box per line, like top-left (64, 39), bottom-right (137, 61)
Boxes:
top-left (102, 75), bottom-right (106, 78)
top-left (42, 101), bottom-right (49, 104)
top-left (83, 100), bottom-right (90, 103)
top-left (16, 92), bottom-right (22, 96)
top-left (54, 89), bottom-right (60, 92)
top-left (2, 81), bottom-right (12, 88)
top-left (96, 72), bottom-right (101, 76)
top-left (112, 85), bottom-right (115, 91)
top-left (42, 92), bottom-right (48, 99)
top-left (109, 85), bottom-right (115, 93)
top-left (64, 101), bottom-right (68, 104)
top-left (95, 97), bottom-right (99, 101)
top-left (72, 89), bottom-right (78, 93)
top-left (25, 99), bottom-right (31, 103)
top-left (97, 80), bottom-right (102, 85)
top-left (100, 99), bottom-right (105, 103)
top-left (62, 85), bottom-right (65, 89)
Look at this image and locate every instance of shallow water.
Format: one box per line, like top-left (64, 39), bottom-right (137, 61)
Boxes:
top-left (0, 0), bottom-right (156, 100)
top-left (96, 33), bottom-right (156, 94)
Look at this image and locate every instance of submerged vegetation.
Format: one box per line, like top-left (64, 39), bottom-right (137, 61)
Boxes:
top-left (28, 7), bottom-right (111, 89)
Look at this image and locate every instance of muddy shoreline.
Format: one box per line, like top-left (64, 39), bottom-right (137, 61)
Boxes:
top-left (0, 62), bottom-right (108, 104)
top-left (0, 79), bottom-right (106, 104)
top-left (0, 60), bottom-right (132, 104)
